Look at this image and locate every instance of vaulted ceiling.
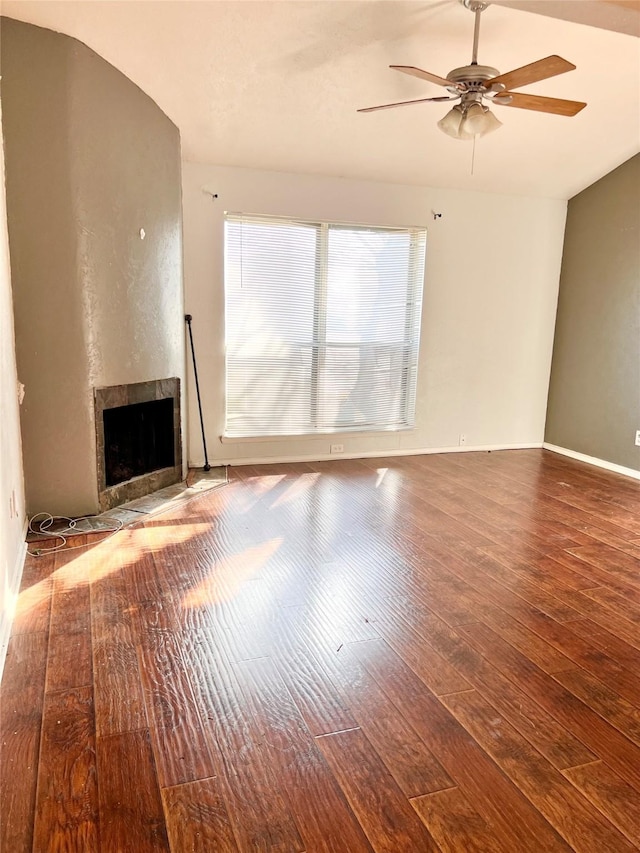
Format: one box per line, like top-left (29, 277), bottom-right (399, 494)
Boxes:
top-left (2, 0), bottom-right (639, 198)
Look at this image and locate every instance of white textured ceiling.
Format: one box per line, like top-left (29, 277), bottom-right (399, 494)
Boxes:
top-left (2, 0), bottom-right (639, 198)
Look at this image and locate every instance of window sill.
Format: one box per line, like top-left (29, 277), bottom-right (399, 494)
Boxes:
top-left (220, 428), bottom-right (413, 444)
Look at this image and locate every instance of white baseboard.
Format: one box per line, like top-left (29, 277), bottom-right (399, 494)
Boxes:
top-left (543, 443), bottom-right (640, 481)
top-left (199, 442), bottom-right (543, 467)
top-left (0, 518), bottom-right (28, 685)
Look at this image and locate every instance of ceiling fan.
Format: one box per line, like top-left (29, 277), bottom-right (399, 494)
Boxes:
top-left (358, 0), bottom-right (587, 140)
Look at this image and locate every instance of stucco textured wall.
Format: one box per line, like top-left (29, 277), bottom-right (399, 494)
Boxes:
top-left (1, 17), bottom-right (185, 516)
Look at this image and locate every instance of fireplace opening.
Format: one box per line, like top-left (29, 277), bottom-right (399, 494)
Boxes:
top-left (95, 377), bottom-right (181, 510)
top-left (103, 397), bottom-right (176, 487)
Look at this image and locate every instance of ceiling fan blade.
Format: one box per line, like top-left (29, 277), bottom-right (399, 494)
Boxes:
top-left (489, 55), bottom-right (576, 91)
top-left (357, 95), bottom-right (456, 113)
top-left (389, 65), bottom-right (459, 88)
top-left (493, 92), bottom-right (586, 116)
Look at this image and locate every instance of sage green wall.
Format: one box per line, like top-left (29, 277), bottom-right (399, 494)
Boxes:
top-left (545, 154), bottom-right (640, 472)
top-left (1, 18), bottom-right (184, 516)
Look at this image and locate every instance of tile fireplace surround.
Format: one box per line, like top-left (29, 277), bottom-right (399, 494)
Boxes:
top-left (94, 377), bottom-right (182, 511)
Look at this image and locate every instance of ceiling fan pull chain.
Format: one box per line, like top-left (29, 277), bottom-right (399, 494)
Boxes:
top-left (471, 133), bottom-right (477, 176)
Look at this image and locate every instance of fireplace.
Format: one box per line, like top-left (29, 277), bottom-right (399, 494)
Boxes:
top-left (95, 378), bottom-right (182, 511)
top-left (104, 397), bottom-right (175, 486)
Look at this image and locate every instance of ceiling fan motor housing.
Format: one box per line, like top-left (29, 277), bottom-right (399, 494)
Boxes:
top-left (446, 65), bottom-right (511, 104)
top-left (446, 65), bottom-right (500, 86)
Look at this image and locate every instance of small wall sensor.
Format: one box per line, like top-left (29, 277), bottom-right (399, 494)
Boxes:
top-left (139, 228), bottom-right (146, 240)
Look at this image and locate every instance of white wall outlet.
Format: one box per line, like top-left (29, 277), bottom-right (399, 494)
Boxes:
top-left (459, 434), bottom-right (467, 446)
top-left (635, 430), bottom-right (640, 447)
top-left (330, 443), bottom-right (344, 454)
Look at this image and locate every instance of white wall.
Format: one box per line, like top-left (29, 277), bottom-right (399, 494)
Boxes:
top-left (0, 105), bottom-right (26, 680)
top-left (183, 162), bottom-right (567, 466)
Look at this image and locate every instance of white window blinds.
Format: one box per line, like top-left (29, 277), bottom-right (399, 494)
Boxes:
top-left (224, 213), bottom-right (426, 438)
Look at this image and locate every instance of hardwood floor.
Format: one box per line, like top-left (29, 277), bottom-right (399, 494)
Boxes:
top-left (2, 449), bottom-right (640, 852)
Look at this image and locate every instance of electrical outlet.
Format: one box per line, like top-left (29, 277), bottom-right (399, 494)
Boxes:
top-left (330, 444), bottom-right (344, 454)
top-left (635, 430), bottom-right (640, 447)
top-left (459, 434), bottom-right (467, 447)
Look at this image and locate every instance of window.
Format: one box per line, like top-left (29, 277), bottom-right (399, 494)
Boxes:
top-left (224, 213), bottom-right (426, 438)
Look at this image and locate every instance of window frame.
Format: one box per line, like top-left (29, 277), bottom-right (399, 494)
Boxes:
top-left (223, 212), bottom-right (427, 440)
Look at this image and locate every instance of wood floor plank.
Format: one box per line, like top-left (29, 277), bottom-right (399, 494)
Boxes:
top-left (562, 760), bottom-right (640, 846)
top-left (541, 486), bottom-right (640, 537)
top-left (368, 609), bottom-right (473, 696)
top-left (45, 630), bottom-right (92, 693)
top-left (0, 632), bottom-right (48, 853)
top-left (553, 588), bottom-right (640, 651)
top-left (347, 638), bottom-right (572, 851)
top-left (237, 656), bottom-right (374, 852)
top-left (263, 604), bottom-right (454, 798)
top-left (479, 610), bottom-right (576, 674)
top-left (150, 714), bottom-right (218, 791)
top-left (376, 611), bottom-right (596, 771)
top-left (131, 592), bottom-right (181, 635)
top-left (410, 786), bottom-right (506, 853)
top-left (11, 553), bottom-right (54, 635)
top-left (92, 635), bottom-right (147, 735)
top-left (421, 543), bottom-right (640, 699)
top-left (552, 668), bottom-right (640, 747)
top-left (407, 463), bottom-right (589, 553)
top-left (458, 621), bottom-right (640, 792)
top-left (161, 777), bottom-right (238, 853)
top-left (441, 688), bottom-right (635, 852)
top-left (476, 544), bottom-right (586, 620)
top-left (45, 536), bottom-right (93, 693)
top-left (91, 564), bottom-right (147, 736)
top-left (175, 635), bottom-right (306, 851)
top-left (507, 552), bottom-right (604, 593)
top-left (97, 729), bottom-right (170, 852)
top-left (567, 617), bottom-right (640, 671)
top-left (490, 471), bottom-right (640, 543)
top-left (549, 546), bottom-right (640, 599)
top-left (492, 611), bottom-right (640, 708)
top-left (214, 759), bottom-right (306, 852)
top-left (270, 607), bottom-right (360, 737)
top-left (330, 642), bottom-right (454, 798)
top-left (49, 537), bottom-right (91, 635)
top-left (137, 627), bottom-right (217, 788)
top-left (176, 625), bottom-right (240, 717)
top-left (316, 727), bottom-right (439, 852)
top-left (32, 685), bottom-right (99, 852)
top-left (581, 585), bottom-right (640, 627)
top-left (422, 538), bottom-right (582, 625)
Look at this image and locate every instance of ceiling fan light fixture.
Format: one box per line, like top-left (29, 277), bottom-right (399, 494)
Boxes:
top-left (461, 101), bottom-right (488, 134)
top-left (438, 102), bottom-right (502, 140)
top-left (475, 106), bottom-right (503, 135)
top-left (437, 104), bottom-right (465, 138)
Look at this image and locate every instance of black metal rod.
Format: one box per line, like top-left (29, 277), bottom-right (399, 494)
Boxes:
top-left (472, 7), bottom-right (481, 65)
top-left (185, 314), bottom-right (211, 471)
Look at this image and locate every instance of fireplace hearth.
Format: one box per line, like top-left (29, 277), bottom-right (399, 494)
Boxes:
top-left (95, 378), bottom-right (182, 511)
